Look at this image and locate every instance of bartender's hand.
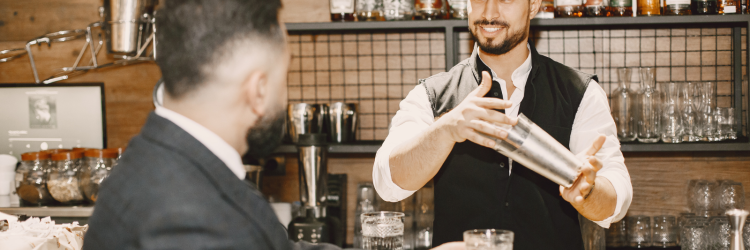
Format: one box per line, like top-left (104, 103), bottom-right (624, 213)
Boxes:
top-left (560, 135), bottom-right (606, 204)
top-left (435, 71), bottom-right (518, 148)
top-left (431, 242), bottom-right (465, 250)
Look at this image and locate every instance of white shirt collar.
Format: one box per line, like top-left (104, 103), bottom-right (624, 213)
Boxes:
top-left (477, 43), bottom-right (533, 92)
top-left (155, 106), bottom-right (247, 180)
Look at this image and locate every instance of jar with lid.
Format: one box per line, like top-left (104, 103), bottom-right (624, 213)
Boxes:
top-left (555, 0), bottom-right (585, 17)
top-left (608, 0), bottom-right (633, 16)
top-left (78, 149), bottom-right (118, 203)
top-left (15, 152), bottom-right (54, 206)
top-left (415, 0), bottom-right (445, 19)
top-left (48, 151), bottom-right (85, 205)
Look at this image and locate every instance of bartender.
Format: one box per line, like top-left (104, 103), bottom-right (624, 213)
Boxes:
top-left (372, 0), bottom-right (633, 249)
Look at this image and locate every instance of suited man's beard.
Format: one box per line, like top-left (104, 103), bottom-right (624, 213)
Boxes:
top-left (245, 107), bottom-right (286, 160)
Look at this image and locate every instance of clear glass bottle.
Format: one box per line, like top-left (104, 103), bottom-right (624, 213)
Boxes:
top-left (331, 0), bottom-right (357, 21)
top-left (612, 68), bottom-right (638, 142)
top-left (719, 0), bottom-right (739, 13)
top-left (585, 0), bottom-right (609, 16)
top-left (661, 82), bottom-right (683, 143)
top-left (78, 149), bottom-right (118, 203)
top-left (48, 151), bottom-right (85, 205)
top-left (414, 0), bottom-right (445, 20)
top-left (385, 0), bottom-right (415, 20)
top-left (692, 0), bottom-right (719, 14)
top-left (608, 0), bottom-right (634, 16)
top-left (664, 0), bottom-right (692, 14)
top-left (15, 151), bottom-right (54, 206)
top-left (536, 0), bottom-right (557, 18)
top-left (638, 0), bottom-right (662, 15)
top-left (698, 82), bottom-right (717, 141)
top-left (357, 0), bottom-right (385, 21)
top-left (637, 68), bottom-right (660, 143)
top-left (680, 82), bottom-right (700, 142)
top-left (724, 107), bottom-right (737, 140)
top-left (555, 0), bottom-right (585, 17)
top-left (447, 0), bottom-right (467, 19)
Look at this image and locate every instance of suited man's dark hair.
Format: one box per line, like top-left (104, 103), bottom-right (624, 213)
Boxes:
top-left (155, 0), bottom-right (284, 99)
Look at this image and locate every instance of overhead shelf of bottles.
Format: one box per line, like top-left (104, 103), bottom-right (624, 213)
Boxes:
top-left (285, 15), bottom-right (750, 32)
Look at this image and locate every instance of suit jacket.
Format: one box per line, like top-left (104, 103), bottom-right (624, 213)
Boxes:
top-left (84, 112), bottom-right (336, 250)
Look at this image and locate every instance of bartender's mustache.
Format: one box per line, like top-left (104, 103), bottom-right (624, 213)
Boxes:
top-left (473, 19), bottom-right (510, 28)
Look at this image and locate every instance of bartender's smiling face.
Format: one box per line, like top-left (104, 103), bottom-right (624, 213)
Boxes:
top-left (468, 0), bottom-right (541, 55)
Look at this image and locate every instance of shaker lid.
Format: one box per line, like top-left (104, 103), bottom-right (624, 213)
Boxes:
top-left (52, 151), bottom-right (83, 161)
top-left (41, 149), bottom-right (70, 155)
top-left (85, 149), bottom-right (118, 159)
top-left (21, 151), bottom-right (50, 161)
top-left (296, 133), bottom-right (327, 146)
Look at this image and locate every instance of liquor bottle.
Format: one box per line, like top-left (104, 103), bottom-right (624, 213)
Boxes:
top-left (357, 0), bottom-right (385, 21)
top-left (331, 0), bottom-right (356, 21)
top-left (637, 0), bottom-right (662, 15)
top-left (664, 0), bottom-right (692, 14)
top-left (719, 0), bottom-right (739, 13)
top-left (415, 0), bottom-right (445, 20)
top-left (384, 0), bottom-right (415, 20)
top-left (585, 0), bottom-right (608, 16)
top-left (608, 0), bottom-right (633, 16)
top-left (536, 0), bottom-right (557, 18)
top-left (555, 0), bottom-right (585, 17)
top-left (692, 0), bottom-right (719, 14)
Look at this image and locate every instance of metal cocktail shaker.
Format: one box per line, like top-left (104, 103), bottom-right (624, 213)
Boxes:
top-left (726, 209), bottom-right (749, 250)
top-left (109, 0), bottom-right (146, 53)
top-left (328, 102), bottom-right (357, 143)
top-left (487, 114), bottom-right (584, 188)
top-left (287, 103), bottom-right (329, 143)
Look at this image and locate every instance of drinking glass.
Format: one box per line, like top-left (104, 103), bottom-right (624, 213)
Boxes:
top-left (709, 216), bottom-right (731, 250)
top-left (612, 68), bottom-right (638, 142)
top-left (680, 82), bottom-right (700, 142)
top-left (653, 215), bottom-right (678, 247)
top-left (579, 214), bottom-right (605, 250)
top-left (681, 217), bottom-right (709, 250)
top-left (726, 107), bottom-right (738, 140)
top-left (677, 212), bottom-right (696, 245)
top-left (384, 0), bottom-right (415, 20)
top-left (715, 107), bottom-right (728, 141)
top-left (356, 0), bottom-right (385, 21)
top-left (692, 180), bottom-right (719, 217)
top-left (717, 180), bottom-right (745, 213)
top-left (606, 219), bottom-right (627, 248)
top-left (637, 67), bottom-right (660, 143)
top-left (464, 229), bottom-right (514, 250)
top-left (355, 183), bottom-right (379, 249)
top-left (743, 218), bottom-right (749, 250)
top-left (698, 82), bottom-right (718, 141)
top-left (687, 180), bottom-right (701, 212)
top-left (660, 82), bottom-right (683, 143)
top-left (628, 215), bottom-right (652, 248)
top-left (362, 211), bottom-right (405, 250)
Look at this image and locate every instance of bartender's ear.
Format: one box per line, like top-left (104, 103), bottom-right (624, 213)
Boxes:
top-left (242, 71), bottom-right (268, 117)
top-left (529, 0), bottom-right (541, 19)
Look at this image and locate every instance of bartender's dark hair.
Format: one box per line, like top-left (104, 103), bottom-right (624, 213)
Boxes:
top-left (155, 0), bottom-right (284, 99)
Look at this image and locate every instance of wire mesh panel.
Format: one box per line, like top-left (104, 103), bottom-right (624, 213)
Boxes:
top-left (458, 27), bottom-right (748, 136)
top-left (287, 31), bottom-right (446, 140)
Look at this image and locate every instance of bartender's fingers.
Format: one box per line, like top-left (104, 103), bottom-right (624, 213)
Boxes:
top-left (583, 135), bottom-right (606, 157)
top-left (468, 120), bottom-right (509, 139)
top-left (470, 71), bottom-right (493, 97)
top-left (473, 98), bottom-right (513, 110)
top-left (588, 155), bottom-right (603, 172)
top-left (581, 162), bottom-right (597, 186)
top-left (463, 128), bottom-right (497, 148)
top-left (476, 109), bottom-right (518, 126)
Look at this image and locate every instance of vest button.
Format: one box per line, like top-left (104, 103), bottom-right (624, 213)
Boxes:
top-left (505, 202), bottom-right (510, 207)
top-left (499, 162), bottom-right (505, 168)
top-left (493, 92), bottom-right (499, 97)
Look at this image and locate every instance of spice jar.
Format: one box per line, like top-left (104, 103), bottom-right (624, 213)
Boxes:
top-left (78, 149), bottom-right (118, 203)
top-left (15, 152), bottom-right (54, 206)
top-left (48, 151), bottom-right (85, 205)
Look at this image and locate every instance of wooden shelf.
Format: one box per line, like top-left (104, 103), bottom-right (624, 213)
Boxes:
top-left (0, 206), bottom-right (94, 217)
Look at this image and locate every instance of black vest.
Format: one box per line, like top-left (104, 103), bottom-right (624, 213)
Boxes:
top-left (420, 43), bottom-right (597, 250)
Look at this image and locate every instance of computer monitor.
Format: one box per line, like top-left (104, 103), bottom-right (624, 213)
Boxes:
top-left (0, 83), bottom-right (106, 159)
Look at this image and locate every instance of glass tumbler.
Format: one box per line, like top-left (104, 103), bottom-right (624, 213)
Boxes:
top-left (709, 216), bottom-right (731, 250)
top-left (464, 229), bottom-right (514, 250)
top-left (628, 215), bottom-right (652, 248)
top-left (362, 212), bottom-right (405, 250)
top-left (692, 180), bottom-right (718, 217)
top-left (698, 82), bottom-right (718, 141)
top-left (680, 82), bottom-right (700, 142)
top-left (661, 82), bottom-right (683, 143)
top-left (717, 180), bottom-right (745, 213)
top-left (653, 215), bottom-right (678, 247)
top-left (725, 107), bottom-right (738, 140)
top-left (606, 219), bottom-right (627, 248)
top-left (681, 217), bottom-right (709, 250)
top-left (677, 212), bottom-right (696, 245)
top-left (743, 218), bottom-right (749, 250)
top-left (637, 67), bottom-right (660, 143)
top-left (715, 107), bottom-right (728, 141)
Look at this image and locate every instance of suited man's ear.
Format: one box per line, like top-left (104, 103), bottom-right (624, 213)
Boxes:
top-left (242, 71), bottom-right (269, 117)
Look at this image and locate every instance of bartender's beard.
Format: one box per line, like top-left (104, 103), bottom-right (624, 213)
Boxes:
top-left (245, 105), bottom-right (286, 159)
top-left (470, 19), bottom-right (529, 55)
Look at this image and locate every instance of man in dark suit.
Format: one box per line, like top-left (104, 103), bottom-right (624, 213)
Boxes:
top-left (83, 1), bottom-right (462, 249)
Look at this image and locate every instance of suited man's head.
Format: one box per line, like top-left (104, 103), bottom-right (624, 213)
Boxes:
top-left (156, 0), bottom-right (288, 158)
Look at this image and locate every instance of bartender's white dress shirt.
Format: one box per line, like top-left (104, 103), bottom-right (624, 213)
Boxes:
top-left (155, 106), bottom-right (247, 180)
top-left (373, 47), bottom-right (633, 228)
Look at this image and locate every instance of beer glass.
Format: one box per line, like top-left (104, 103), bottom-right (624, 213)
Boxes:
top-left (362, 212), bottom-right (405, 250)
top-left (464, 229), bottom-right (514, 250)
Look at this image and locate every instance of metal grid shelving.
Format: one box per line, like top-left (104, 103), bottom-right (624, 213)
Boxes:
top-left (281, 15), bottom-right (750, 153)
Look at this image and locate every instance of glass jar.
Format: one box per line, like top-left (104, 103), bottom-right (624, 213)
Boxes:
top-left (48, 151), bottom-right (85, 205)
top-left (415, 0), bottom-right (445, 19)
top-left (331, 0), bottom-right (357, 21)
top-left (612, 68), bottom-right (637, 142)
top-left (15, 152), bottom-right (54, 206)
top-left (357, 0), bottom-right (385, 21)
top-left (608, 0), bottom-right (633, 16)
top-left (536, 0), bottom-right (557, 18)
top-left (693, 0), bottom-right (719, 13)
top-left (585, 0), bottom-right (608, 16)
top-left (78, 149), bottom-right (118, 203)
top-left (555, 0), bottom-right (585, 17)
top-left (638, 0), bottom-right (662, 15)
top-left (385, 0), bottom-right (415, 20)
top-left (719, 0), bottom-right (739, 13)
top-left (664, 0), bottom-right (692, 14)
top-left (447, 0), bottom-right (467, 19)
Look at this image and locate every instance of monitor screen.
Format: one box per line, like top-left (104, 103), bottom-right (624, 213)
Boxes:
top-left (0, 83), bottom-right (106, 159)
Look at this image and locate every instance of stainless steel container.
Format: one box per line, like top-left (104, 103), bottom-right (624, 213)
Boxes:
top-left (726, 209), bottom-right (748, 250)
top-left (109, 0), bottom-right (145, 53)
top-left (328, 102), bottom-right (357, 143)
top-left (296, 133), bottom-right (328, 210)
top-left (287, 103), bottom-right (329, 143)
top-left (487, 114), bottom-right (584, 188)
